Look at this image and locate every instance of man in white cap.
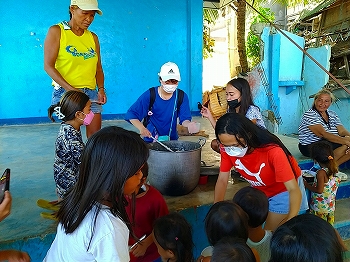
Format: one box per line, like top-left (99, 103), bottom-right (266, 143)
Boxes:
top-left (44, 0), bottom-right (106, 138)
top-left (125, 62), bottom-right (199, 142)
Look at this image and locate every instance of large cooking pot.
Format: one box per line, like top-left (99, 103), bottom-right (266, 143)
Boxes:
top-left (147, 138), bottom-right (206, 196)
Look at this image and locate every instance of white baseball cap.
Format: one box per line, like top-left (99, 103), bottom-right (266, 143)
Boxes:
top-left (71, 0), bottom-right (102, 15)
top-left (158, 62), bottom-right (181, 81)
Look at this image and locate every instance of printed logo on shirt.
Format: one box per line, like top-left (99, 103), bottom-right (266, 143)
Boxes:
top-left (234, 159), bottom-right (266, 186)
top-left (65, 46), bottom-right (96, 60)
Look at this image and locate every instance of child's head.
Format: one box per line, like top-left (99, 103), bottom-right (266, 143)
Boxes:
top-left (215, 113), bottom-right (259, 149)
top-left (211, 237), bottom-right (256, 262)
top-left (153, 212), bottom-right (194, 262)
top-left (269, 214), bottom-right (344, 262)
top-left (215, 113), bottom-right (292, 159)
top-left (48, 91), bottom-right (90, 123)
top-left (310, 141), bottom-right (338, 176)
top-left (226, 78), bottom-right (254, 115)
top-left (233, 186), bottom-right (268, 228)
top-left (205, 201), bottom-right (249, 246)
top-left (58, 126), bottom-right (149, 233)
top-left (79, 125), bottom-right (149, 199)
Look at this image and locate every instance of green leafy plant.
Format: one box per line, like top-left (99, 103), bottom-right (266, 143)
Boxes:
top-left (203, 9), bottom-right (218, 59)
top-left (246, 7), bottom-right (275, 67)
top-left (203, 25), bottom-right (215, 59)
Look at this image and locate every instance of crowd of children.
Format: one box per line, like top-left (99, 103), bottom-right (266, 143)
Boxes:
top-left (3, 74), bottom-right (350, 261)
top-left (35, 114), bottom-right (350, 261)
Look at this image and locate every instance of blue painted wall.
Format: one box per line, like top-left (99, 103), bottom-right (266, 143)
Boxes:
top-left (0, 0), bottom-right (203, 124)
top-left (255, 28), bottom-right (350, 134)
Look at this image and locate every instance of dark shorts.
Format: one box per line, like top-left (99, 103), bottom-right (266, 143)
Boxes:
top-left (299, 140), bottom-right (342, 157)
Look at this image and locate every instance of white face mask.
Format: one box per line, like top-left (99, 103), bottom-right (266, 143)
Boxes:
top-left (162, 84), bottom-right (178, 93)
top-left (224, 145), bottom-right (248, 157)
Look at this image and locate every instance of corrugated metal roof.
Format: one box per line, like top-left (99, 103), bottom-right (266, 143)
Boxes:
top-left (299, 0), bottom-right (337, 21)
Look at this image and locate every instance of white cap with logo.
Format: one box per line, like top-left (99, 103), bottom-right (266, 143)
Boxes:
top-left (71, 0), bottom-right (103, 15)
top-left (158, 62), bottom-right (181, 81)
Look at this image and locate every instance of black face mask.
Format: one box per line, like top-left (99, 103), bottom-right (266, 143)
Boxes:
top-left (228, 99), bottom-right (241, 112)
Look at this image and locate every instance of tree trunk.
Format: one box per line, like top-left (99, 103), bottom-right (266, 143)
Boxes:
top-left (236, 0), bottom-right (249, 73)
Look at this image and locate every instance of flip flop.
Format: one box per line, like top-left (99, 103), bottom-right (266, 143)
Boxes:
top-left (37, 199), bottom-right (60, 211)
top-left (336, 172), bottom-right (348, 181)
top-left (40, 212), bottom-right (58, 221)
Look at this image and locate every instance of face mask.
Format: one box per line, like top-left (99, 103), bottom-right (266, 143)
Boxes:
top-left (162, 84), bottom-right (178, 93)
top-left (81, 111), bottom-right (94, 126)
top-left (224, 145), bottom-right (248, 157)
top-left (227, 99), bottom-right (241, 111)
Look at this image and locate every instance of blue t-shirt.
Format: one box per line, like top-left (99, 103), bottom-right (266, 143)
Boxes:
top-left (125, 87), bottom-right (191, 141)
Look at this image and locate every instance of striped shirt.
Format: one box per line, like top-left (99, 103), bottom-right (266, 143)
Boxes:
top-left (298, 108), bottom-right (342, 145)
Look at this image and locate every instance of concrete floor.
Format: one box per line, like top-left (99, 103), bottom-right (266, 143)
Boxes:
top-left (0, 116), bottom-right (350, 249)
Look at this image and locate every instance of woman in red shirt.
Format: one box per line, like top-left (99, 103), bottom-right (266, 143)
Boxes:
top-left (214, 113), bottom-right (308, 231)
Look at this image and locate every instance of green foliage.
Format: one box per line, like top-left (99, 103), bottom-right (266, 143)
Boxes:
top-left (203, 25), bottom-right (215, 59)
top-left (246, 31), bottom-right (261, 67)
top-left (246, 7), bottom-right (275, 67)
top-left (203, 8), bottom-right (218, 59)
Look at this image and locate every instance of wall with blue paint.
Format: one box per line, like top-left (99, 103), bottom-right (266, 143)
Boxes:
top-left (255, 28), bottom-right (350, 134)
top-left (0, 0), bottom-right (203, 124)
top-left (267, 29), bottom-right (304, 134)
top-left (302, 45), bottom-right (331, 102)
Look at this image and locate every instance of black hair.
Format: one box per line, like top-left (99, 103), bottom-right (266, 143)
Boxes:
top-left (233, 186), bottom-right (268, 228)
top-left (205, 201), bottom-right (249, 246)
top-left (56, 126), bottom-right (149, 249)
top-left (211, 237), bottom-right (256, 262)
top-left (310, 141), bottom-right (338, 177)
top-left (141, 162), bottom-right (149, 179)
top-left (215, 113), bottom-right (298, 177)
top-left (226, 78), bottom-right (259, 115)
top-left (269, 214), bottom-right (344, 262)
top-left (48, 91), bottom-right (89, 122)
top-left (153, 212), bottom-right (194, 262)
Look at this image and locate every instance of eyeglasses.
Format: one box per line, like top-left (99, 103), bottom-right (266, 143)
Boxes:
top-left (164, 79), bottom-right (179, 84)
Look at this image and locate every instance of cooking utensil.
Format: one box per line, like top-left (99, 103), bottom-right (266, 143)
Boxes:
top-left (148, 138), bottom-right (206, 196)
top-left (150, 136), bottom-right (174, 152)
top-left (129, 234), bottom-right (146, 251)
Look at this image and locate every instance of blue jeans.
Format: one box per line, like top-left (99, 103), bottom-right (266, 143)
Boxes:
top-left (51, 87), bottom-right (102, 113)
top-left (268, 176), bottom-right (309, 214)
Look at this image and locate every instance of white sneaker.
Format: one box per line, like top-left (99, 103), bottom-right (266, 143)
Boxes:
top-left (336, 172), bottom-right (348, 181)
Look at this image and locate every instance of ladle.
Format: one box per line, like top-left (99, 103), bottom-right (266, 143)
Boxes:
top-left (150, 136), bottom-right (175, 152)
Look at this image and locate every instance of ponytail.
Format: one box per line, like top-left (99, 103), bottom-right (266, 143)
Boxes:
top-left (327, 157), bottom-right (338, 177)
top-left (48, 103), bottom-right (60, 122)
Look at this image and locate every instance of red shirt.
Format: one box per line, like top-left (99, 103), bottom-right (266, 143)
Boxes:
top-left (220, 145), bottom-right (301, 198)
top-left (126, 185), bottom-right (169, 262)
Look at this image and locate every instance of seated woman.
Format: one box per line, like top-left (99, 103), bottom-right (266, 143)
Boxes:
top-left (298, 89), bottom-right (350, 166)
top-left (200, 77), bottom-right (265, 153)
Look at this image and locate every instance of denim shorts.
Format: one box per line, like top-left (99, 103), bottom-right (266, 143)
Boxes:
top-left (51, 86), bottom-right (102, 113)
top-left (268, 176), bottom-right (309, 214)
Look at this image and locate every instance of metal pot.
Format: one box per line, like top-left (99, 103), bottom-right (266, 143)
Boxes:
top-left (147, 138), bottom-right (206, 196)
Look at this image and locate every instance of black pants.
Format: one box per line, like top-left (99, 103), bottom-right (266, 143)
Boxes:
top-left (299, 140), bottom-right (342, 157)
